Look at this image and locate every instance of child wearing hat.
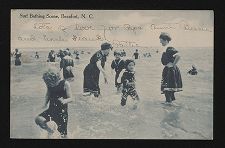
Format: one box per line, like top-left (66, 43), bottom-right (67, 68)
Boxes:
top-left (35, 67), bottom-right (73, 138)
top-left (119, 59), bottom-right (140, 108)
top-left (111, 51), bottom-right (125, 91)
top-left (83, 42), bottom-right (113, 97)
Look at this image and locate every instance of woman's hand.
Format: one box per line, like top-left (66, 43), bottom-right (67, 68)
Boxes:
top-left (58, 97), bottom-right (66, 105)
top-left (166, 62), bottom-right (174, 68)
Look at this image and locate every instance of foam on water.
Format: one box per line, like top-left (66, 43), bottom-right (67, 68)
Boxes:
top-left (10, 47), bottom-right (213, 139)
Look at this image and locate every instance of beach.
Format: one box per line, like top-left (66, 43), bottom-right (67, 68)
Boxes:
top-left (10, 47), bottom-right (213, 139)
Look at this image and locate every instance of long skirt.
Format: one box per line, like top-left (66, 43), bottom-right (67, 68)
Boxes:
top-left (83, 64), bottom-right (100, 95)
top-left (63, 66), bottom-right (74, 80)
top-left (161, 65), bottom-right (183, 94)
top-left (15, 58), bottom-right (21, 66)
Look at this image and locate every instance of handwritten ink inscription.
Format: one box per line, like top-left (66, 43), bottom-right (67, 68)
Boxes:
top-left (17, 20), bottom-right (212, 47)
top-left (34, 23), bottom-right (52, 30)
top-left (18, 35), bottom-right (36, 41)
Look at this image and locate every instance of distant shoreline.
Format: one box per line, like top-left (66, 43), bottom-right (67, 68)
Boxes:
top-left (10, 46), bottom-right (213, 52)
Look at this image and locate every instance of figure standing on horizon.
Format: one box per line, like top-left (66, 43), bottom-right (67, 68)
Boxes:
top-left (133, 49), bottom-right (140, 60)
top-left (14, 48), bottom-right (22, 66)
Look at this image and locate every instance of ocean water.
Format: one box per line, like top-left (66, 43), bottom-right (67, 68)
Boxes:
top-left (10, 47), bottom-right (213, 139)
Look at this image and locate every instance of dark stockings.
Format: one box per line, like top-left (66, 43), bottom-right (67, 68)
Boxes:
top-left (164, 91), bottom-right (175, 103)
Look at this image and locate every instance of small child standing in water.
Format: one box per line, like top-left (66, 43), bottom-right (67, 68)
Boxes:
top-left (111, 51), bottom-right (125, 92)
top-left (120, 59), bottom-right (140, 109)
top-left (35, 68), bottom-right (73, 138)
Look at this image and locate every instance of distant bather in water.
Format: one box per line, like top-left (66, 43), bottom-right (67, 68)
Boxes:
top-left (187, 65), bottom-right (198, 75)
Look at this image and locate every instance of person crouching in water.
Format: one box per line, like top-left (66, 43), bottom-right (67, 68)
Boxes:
top-left (60, 50), bottom-right (75, 81)
top-left (83, 42), bottom-right (112, 97)
top-left (35, 68), bottom-right (73, 138)
top-left (120, 59), bottom-right (140, 109)
top-left (35, 51), bottom-right (39, 59)
top-left (187, 65), bottom-right (198, 75)
top-left (111, 51), bottom-right (125, 92)
top-left (159, 32), bottom-right (183, 105)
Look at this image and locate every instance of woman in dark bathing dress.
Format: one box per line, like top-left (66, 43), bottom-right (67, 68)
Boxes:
top-left (35, 68), bottom-right (73, 138)
top-left (83, 42), bottom-right (113, 97)
top-left (14, 48), bottom-right (22, 66)
top-left (159, 32), bottom-right (183, 104)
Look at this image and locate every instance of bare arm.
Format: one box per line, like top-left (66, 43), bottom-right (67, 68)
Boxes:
top-left (43, 89), bottom-right (50, 108)
top-left (118, 69), bottom-right (126, 84)
top-left (167, 54), bottom-right (180, 67)
top-left (172, 54), bottom-right (180, 66)
top-left (97, 60), bottom-right (108, 83)
top-left (96, 60), bottom-right (107, 77)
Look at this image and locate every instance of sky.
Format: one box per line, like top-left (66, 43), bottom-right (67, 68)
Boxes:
top-left (11, 10), bottom-right (214, 49)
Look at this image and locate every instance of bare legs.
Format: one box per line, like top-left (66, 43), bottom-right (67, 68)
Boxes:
top-left (35, 116), bottom-right (54, 134)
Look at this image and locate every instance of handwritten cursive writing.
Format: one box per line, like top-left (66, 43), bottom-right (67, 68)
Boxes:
top-left (17, 35), bottom-right (36, 41)
top-left (34, 23), bottom-right (52, 30)
top-left (43, 35), bottom-right (67, 41)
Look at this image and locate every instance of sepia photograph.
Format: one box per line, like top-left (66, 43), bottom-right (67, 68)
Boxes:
top-left (10, 9), bottom-right (213, 139)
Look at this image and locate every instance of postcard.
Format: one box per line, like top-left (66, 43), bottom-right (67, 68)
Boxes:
top-left (10, 10), bottom-right (213, 139)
